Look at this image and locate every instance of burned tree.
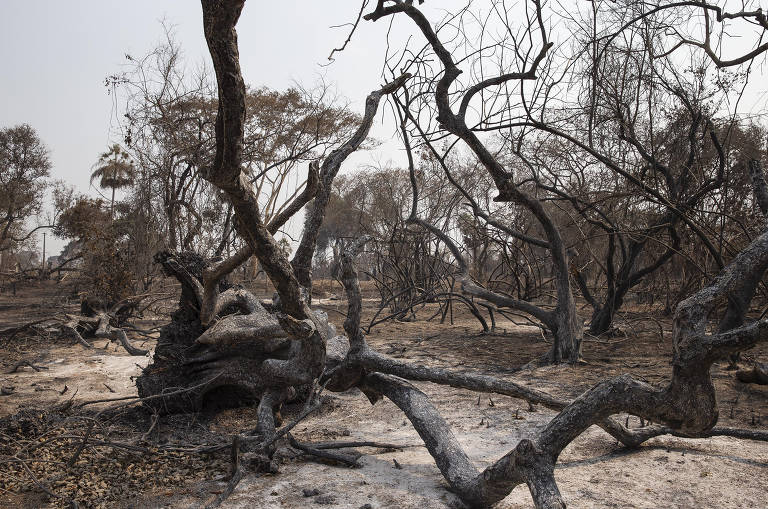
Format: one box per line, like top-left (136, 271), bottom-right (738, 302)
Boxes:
top-left (366, 0), bottom-right (768, 354)
top-left (367, 0), bottom-right (582, 363)
top-left (135, 0), bottom-right (410, 414)
top-left (129, 1), bottom-right (768, 508)
top-left (529, 0), bottom-right (767, 337)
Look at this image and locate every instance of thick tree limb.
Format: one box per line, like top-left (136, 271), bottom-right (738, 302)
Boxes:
top-left (335, 212), bottom-right (768, 508)
top-left (291, 73), bottom-right (410, 292)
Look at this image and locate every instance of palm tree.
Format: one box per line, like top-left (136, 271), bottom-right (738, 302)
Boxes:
top-left (90, 144), bottom-right (135, 218)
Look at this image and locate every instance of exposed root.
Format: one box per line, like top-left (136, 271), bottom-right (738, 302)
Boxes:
top-left (736, 362), bottom-right (768, 385)
top-left (287, 433), bottom-right (362, 467)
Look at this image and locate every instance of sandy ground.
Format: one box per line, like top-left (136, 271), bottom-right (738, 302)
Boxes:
top-left (0, 343), bottom-right (150, 417)
top-left (1, 280), bottom-right (767, 508)
top-left (221, 390), bottom-right (768, 509)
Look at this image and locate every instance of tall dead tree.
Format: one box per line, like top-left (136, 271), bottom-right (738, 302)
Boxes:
top-left (136, 0), bottom-right (409, 411)
top-left (369, 0), bottom-right (584, 363)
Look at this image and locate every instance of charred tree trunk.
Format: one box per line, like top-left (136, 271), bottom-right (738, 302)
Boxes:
top-left (136, 251), bottom-right (336, 413)
top-left (552, 296), bottom-right (583, 363)
top-left (588, 220), bottom-right (681, 337)
top-left (136, 252), bottom-right (226, 412)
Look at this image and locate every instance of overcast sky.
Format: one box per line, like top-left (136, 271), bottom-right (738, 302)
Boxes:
top-left (0, 1), bottom-right (469, 256)
top-left (1, 1), bottom-right (765, 257)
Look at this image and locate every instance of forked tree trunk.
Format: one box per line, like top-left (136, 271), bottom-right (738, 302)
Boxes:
top-left (587, 238), bottom-right (673, 336)
top-left (589, 291), bottom-right (622, 336)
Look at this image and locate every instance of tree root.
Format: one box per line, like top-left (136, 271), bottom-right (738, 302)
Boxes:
top-left (287, 434), bottom-right (361, 467)
top-left (736, 362), bottom-right (768, 385)
top-left (93, 314), bottom-right (148, 356)
top-left (203, 436), bottom-right (246, 509)
top-left (303, 440), bottom-right (415, 450)
top-left (7, 358), bottom-right (49, 374)
top-left (0, 319), bottom-right (56, 342)
top-left (59, 313), bottom-right (148, 356)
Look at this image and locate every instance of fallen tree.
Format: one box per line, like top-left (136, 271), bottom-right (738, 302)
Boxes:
top-left (128, 2), bottom-right (768, 508)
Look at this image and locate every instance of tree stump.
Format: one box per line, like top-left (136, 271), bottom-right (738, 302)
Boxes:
top-left (136, 251), bottom-right (335, 413)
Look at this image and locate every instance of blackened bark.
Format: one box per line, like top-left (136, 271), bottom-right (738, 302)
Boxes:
top-left (136, 251), bottom-right (335, 413)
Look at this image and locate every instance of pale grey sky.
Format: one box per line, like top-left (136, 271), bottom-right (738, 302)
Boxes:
top-left (1, 1), bottom-right (765, 256)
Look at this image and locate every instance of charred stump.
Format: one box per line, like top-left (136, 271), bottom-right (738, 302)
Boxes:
top-left (136, 251), bottom-right (335, 414)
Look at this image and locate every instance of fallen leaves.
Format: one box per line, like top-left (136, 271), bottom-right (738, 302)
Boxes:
top-left (0, 408), bottom-right (228, 508)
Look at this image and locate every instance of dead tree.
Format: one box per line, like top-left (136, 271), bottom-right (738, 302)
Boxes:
top-left (130, 2), bottom-right (768, 508)
top-left (135, 0), bottom-right (410, 414)
top-left (375, 0), bottom-right (768, 347)
top-left (367, 0), bottom-right (583, 363)
top-left (541, 0), bottom-right (768, 337)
